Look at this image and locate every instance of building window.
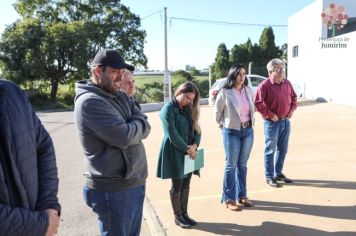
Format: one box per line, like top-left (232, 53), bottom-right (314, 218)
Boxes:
top-left (292, 46), bottom-right (298, 57)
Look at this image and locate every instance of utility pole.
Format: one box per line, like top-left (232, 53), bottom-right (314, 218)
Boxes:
top-left (208, 66), bottom-right (212, 90)
top-left (163, 7), bottom-right (171, 103)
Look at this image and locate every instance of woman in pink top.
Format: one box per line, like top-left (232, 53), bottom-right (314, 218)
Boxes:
top-left (214, 64), bottom-right (255, 211)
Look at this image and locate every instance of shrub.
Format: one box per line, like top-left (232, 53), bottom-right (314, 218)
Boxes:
top-left (135, 82), bottom-right (164, 103)
top-left (195, 80), bottom-right (209, 98)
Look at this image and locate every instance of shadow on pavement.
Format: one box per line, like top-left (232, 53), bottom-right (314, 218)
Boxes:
top-left (289, 179), bottom-right (356, 191)
top-left (193, 221), bottom-right (355, 236)
top-left (248, 200), bottom-right (356, 220)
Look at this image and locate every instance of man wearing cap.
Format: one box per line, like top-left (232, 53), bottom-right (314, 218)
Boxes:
top-left (121, 70), bottom-right (141, 110)
top-left (74, 49), bottom-right (151, 236)
top-left (254, 58), bottom-right (297, 188)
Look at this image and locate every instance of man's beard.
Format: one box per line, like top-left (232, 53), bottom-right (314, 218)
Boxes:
top-left (99, 75), bottom-right (120, 94)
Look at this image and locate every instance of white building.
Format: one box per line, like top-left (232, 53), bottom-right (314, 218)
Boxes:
top-left (288, 0), bottom-right (356, 106)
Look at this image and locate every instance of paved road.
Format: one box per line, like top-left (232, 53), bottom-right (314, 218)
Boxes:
top-left (39, 101), bottom-right (356, 236)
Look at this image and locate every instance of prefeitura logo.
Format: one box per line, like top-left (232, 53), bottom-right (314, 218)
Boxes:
top-left (321, 3), bottom-right (348, 37)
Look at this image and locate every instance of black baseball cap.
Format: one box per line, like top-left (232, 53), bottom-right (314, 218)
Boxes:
top-left (91, 49), bottom-right (135, 71)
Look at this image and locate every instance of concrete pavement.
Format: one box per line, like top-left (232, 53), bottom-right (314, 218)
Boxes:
top-left (142, 101), bottom-right (356, 236)
top-left (39, 101), bottom-right (356, 235)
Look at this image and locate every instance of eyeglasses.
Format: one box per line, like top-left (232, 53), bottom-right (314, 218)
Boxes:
top-left (273, 67), bottom-right (285, 73)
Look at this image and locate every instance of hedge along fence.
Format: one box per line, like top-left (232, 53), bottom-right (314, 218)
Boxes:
top-left (133, 75), bottom-right (210, 103)
top-left (25, 75), bottom-right (210, 107)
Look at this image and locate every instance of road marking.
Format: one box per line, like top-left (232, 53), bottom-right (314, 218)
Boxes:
top-left (189, 186), bottom-right (303, 201)
top-left (152, 185), bottom-right (306, 203)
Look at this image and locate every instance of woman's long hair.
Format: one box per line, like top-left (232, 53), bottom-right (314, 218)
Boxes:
top-left (223, 64), bottom-right (248, 89)
top-left (174, 81), bottom-right (201, 134)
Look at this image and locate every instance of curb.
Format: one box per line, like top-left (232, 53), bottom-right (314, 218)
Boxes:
top-left (36, 108), bottom-right (73, 113)
top-left (143, 197), bottom-right (166, 236)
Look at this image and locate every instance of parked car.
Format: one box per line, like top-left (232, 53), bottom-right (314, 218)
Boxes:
top-left (208, 74), bottom-right (303, 105)
top-left (209, 74), bottom-right (266, 105)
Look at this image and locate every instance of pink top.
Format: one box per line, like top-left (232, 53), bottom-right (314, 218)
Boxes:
top-left (234, 87), bottom-right (250, 123)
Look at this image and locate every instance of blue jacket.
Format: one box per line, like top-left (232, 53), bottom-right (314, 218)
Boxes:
top-left (0, 80), bottom-right (60, 236)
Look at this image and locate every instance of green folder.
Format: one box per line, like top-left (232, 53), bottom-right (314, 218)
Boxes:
top-left (184, 148), bottom-right (204, 175)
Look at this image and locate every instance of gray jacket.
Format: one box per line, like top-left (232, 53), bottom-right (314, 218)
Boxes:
top-left (214, 87), bottom-right (255, 130)
top-left (74, 80), bottom-right (151, 192)
top-left (0, 80), bottom-right (60, 236)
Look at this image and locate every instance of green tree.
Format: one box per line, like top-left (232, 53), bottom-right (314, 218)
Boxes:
top-left (259, 27), bottom-right (279, 66)
top-left (173, 70), bottom-right (194, 81)
top-left (171, 70), bottom-right (196, 92)
top-left (250, 43), bottom-right (261, 64)
top-left (189, 68), bottom-right (200, 76)
top-left (244, 38), bottom-right (253, 58)
top-left (280, 43), bottom-right (288, 61)
top-left (230, 44), bottom-right (248, 66)
top-left (0, 0), bottom-right (147, 102)
top-left (212, 43), bottom-right (230, 80)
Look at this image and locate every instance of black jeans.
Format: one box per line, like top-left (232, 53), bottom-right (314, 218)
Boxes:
top-left (171, 173), bottom-right (192, 193)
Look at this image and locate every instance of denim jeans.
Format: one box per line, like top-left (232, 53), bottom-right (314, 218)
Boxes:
top-left (263, 119), bottom-right (291, 179)
top-left (221, 127), bottom-right (254, 202)
top-left (83, 185), bottom-right (145, 236)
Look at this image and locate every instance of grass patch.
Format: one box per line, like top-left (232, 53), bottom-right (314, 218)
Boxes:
top-left (30, 95), bottom-right (73, 111)
top-left (195, 76), bottom-right (209, 82)
top-left (134, 76), bottom-right (164, 87)
top-left (28, 75), bottom-right (210, 110)
top-left (27, 84), bottom-right (75, 111)
top-left (135, 75), bottom-right (209, 86)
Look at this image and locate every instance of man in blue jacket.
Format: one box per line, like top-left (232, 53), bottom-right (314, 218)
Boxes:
top-left (74, 49), bottom-right (151, 236)
top-left (0, 79), bottom-right (61, 236)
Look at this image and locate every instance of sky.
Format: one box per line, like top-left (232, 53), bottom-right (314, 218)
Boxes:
top-left (0, 0), bottom-right (315, 71)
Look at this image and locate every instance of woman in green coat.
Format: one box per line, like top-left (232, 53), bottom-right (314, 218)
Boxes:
top-left (156, 81), bottom-right (201, 228)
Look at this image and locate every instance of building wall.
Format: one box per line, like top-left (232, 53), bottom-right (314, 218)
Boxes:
top-left (288, 0), bottom-right (356, 106)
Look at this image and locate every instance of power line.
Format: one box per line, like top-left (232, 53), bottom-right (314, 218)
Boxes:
top-left (142, 10), bottom-right (162, 20)
top-left (170, 17), bottom-right (287, 28)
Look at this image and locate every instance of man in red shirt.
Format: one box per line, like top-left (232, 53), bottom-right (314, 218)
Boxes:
top-left (255, 58), bottom-right (297, 188)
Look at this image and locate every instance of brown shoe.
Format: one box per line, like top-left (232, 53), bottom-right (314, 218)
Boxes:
top-left (238, 197), bottom-right (253, 207)
top-left (225, 199), bottom-right (241, 211)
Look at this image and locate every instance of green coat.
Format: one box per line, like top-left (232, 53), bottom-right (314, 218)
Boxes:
top-left (156, 99), bottom-right (201, 179)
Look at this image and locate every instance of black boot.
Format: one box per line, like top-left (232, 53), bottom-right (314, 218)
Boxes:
top-left (170, 191), bottom-right (191, 228)
top-left (181, 188), bottom-right (197, 226)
